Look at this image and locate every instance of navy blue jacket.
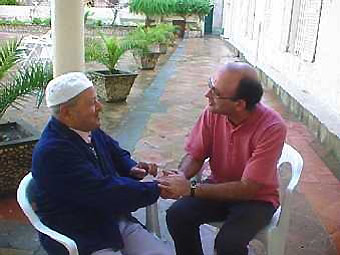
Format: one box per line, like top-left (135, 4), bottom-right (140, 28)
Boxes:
top-left (32, 117), bottom-right (160, 255)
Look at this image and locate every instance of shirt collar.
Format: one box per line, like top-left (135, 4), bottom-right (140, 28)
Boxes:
top-left (226, 103), bottom-right (264, 131)
top-left (70, 128), bottom-right (91, 144)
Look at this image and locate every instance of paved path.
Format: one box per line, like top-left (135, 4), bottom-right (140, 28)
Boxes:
top-left (1, 37), bottom-right (340, 255)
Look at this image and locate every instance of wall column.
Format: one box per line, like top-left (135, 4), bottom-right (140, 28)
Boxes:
top-left (51, 0), bottom-right (84, 77)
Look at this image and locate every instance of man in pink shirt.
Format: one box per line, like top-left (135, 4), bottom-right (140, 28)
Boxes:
top-left (158, 62), bottom-right (286, 255)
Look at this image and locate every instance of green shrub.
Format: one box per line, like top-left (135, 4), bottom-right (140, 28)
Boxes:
top-left (0, 18), bottom-right (27, 26)
top-left (96, 19), bottom-right (103, 27)
top-left (129, 0), bottom-right (176, 17)
top-left (0, 0), bottom-right (17, 5)
top-left (32, 17), bottom-right (51, 26)
top-left (174, 0), bottom-right (212, 20)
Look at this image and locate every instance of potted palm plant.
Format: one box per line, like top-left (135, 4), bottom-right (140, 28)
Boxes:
top-left (173, 0), bottom-right (212, 38)
top-left (85, 33), bottom-right (139, 102)
top-left (147, 24), bottom-right (176, 54)
top-left (0, 38), bottom-right (53, 196)
top-left (127, 26), bottom-right (163, 70)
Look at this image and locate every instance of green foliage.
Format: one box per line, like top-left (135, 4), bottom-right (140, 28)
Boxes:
top-left (0, 0), bottom-right (17, 5)
top-left (85, 37), bottom-right (103, 63)
top-left (174, 0), bottom-right (194, 18)
top-left (191, 0), bottom-right (213, 19)
top-left (153, 23), bottom-right (176, 43)
top-left (84, 9), bottom-right (94, 24)
top-left (174, 0), bottom-right (212, 19)
top-left (32, 17), bottom-right (51, 26)
top-left (129, 0), bottom-right (176, 17)
top-left (0, 18), bottom-right (28, 26)
top-left (96, 19), bottom-right (103, 27)
top-left (126, 24), bottom-right (176, 55)
top-left (0, 62), bottom-right (53, 119)
top-left (129, 0), bottom-right (212, 21)
top-left (126, 26), bottom-right (154, 56)
top-left (85, 33), bottom-right (138, 73)
top-left (0, 38), bottom-right (22, 80)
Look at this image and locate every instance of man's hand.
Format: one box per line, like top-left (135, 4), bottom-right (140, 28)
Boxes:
top-left (130, 162), bottom-right (158, 179)
top-left (157, 173), bottom-right (191, 199)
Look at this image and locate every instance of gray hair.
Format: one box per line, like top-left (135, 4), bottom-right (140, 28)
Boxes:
top-left (50, 94), bottom-right (81, 117)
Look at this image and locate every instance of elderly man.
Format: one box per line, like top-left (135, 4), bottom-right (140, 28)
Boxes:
top-left (158, 62), bottom-right (287, 255)
top-left (32, 72), bottom-right (172, 255)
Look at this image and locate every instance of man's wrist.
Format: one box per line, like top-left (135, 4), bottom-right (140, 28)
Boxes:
top-left (190, 180), bottom-right (198, 197)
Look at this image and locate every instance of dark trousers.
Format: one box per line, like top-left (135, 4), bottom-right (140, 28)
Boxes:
top-left (166, 197), bottom-right (276, 255)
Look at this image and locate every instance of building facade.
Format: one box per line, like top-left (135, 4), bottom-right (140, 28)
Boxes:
top-left (222, 0), bottom-right (340, 163)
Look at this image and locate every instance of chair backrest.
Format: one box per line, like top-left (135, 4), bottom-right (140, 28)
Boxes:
top-left (274, 143), bottom-right (303, 228)
top-left (17, 173), bottom-right (79, 255)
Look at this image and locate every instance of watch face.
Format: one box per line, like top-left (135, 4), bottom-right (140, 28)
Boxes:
top-left (190, 180), bottom-right (197, 197)
top-left (190, 180), bottom-right (197, 188)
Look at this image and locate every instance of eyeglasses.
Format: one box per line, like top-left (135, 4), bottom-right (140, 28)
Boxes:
top-left (208, 78), bottom-right (238, 100)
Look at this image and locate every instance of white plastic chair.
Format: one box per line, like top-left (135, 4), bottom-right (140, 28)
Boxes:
top-left (17, 172), bottom-right (79, 255)
top-left (17, 173), bottom-right (161, 255)
top-left (146, 143), bottom-right (303, 255)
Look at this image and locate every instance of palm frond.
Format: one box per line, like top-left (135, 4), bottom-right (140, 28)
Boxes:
top-left (85, 32), bottom-right (139, 73)
top-left (0, 37), bottom-right (23, 80)
top-left (0, 62), bottom-right (53, 119)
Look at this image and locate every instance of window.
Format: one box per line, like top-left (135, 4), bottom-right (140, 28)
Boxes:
top-left (293, 0), bottom-right (322, 62)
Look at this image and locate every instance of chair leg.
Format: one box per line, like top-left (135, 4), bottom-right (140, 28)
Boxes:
top-left (266, 232), bottom-right (285, 255)
top-left (146, 203), bottom-right (161, 238)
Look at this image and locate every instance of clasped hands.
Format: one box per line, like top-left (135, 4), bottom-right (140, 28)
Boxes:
top-left (130, 163), bottom-right (190, 199)
top-left (157, 170), bottom-right (191, 199)
top-left (130, 162), bottom-right (158, 179)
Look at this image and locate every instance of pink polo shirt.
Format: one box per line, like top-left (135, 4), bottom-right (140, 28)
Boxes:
top-left (185, 103), bottom-right (287, 207)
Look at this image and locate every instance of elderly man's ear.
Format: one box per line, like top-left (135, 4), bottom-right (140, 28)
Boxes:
top-left (59, 104), bottom-right (76, 121)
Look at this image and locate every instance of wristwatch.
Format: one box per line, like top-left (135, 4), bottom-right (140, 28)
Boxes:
top-left (190, 180), bottom-right (198, 197)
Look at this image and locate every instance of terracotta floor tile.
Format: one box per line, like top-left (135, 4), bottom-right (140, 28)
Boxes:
top-left (0, 195), bottom-right (27, 223)
top-left (330, 231), bottom-right (340, 253)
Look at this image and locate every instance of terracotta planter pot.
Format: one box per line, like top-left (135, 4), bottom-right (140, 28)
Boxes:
top-left (0, 120), bottom-right (40, 196)
top-left (88, 70), bottom-right (138, 103)
top-left (172, 20), bottom-right (186, 38)
top-left (133, 52), bottom-right (161, 70)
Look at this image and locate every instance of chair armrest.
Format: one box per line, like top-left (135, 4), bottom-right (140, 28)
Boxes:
top-left (34, 221), bottom-right (79, 255)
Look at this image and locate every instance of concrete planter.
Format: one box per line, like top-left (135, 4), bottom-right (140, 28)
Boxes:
top-left (149, 43), bottom-right (167, 54)
top-left (88, 70), bottom-right (138, 103)
top-left (0, 120), bottom-right (40, 196)
top-left (133, 52), bottom-right (161, 70)
top-left (184, 30), bottom-right (203, 38)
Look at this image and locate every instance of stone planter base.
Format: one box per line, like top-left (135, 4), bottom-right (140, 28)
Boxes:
top-left (0, 120), bottom-right (40, 196)
top-left (149, 44), bottom-right (167, 54)
top-left (133, 52), bottom-right (161, 70)
top-left (88, 70), bottom-right (138, 103)
top-left (184, 30), bottom-right (203, 38)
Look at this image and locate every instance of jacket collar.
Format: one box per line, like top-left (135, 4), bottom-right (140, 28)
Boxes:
top-left (48, 117), bottom-right (90, 145)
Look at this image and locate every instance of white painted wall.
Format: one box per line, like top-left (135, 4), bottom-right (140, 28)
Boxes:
top-left (213, 0), bottom-right (224, 33)
top-left (222, 0), bottom-right (340, 129)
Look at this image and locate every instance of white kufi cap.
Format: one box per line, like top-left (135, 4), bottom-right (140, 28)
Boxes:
top-left (45, 72), bottom-right (93, 107)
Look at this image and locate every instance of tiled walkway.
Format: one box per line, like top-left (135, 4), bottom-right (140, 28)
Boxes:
top-left (1, 36), bottom-right (340, 255)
